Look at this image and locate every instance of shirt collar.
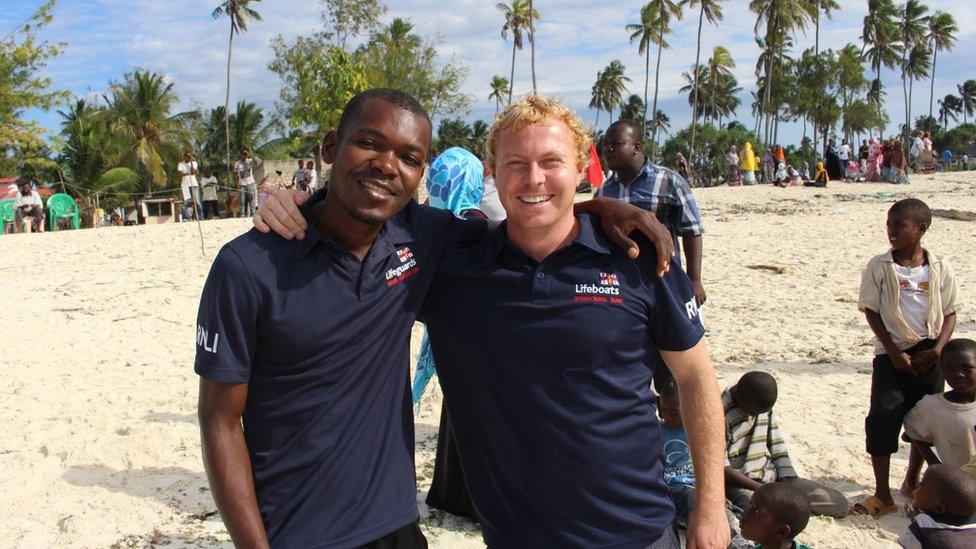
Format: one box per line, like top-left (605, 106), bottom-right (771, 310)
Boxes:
top-left (608, 159), bottom-right (652, 188)
top-left (294, 191), bottom-right (418, 260)
top-left (483, 213), bottom-right (612, 266)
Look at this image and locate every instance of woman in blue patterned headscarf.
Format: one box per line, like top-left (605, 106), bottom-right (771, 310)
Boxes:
top-left (412, 147), bottom-right (485, 407)
top-left (413, 146), bottom-right (485, 518)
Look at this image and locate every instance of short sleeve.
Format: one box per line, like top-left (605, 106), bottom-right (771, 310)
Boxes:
top-left (194, 245), bottom-right (259, 383)
top-left (903, 398), bottom-right (934, 444)
top-left (672, 176), bottom-right (704, 236)
top-left (638, 241), bottom-right (704, 351)
top-left (858, 259), bottom-right (882, 313)
top-left (940, 259), bottom-right (961, 315)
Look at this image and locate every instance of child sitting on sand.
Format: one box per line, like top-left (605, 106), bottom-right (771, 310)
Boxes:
top-left (723, 372), bottom-right (849, 518)
top-left (899, 464), bottom-right (976, 548)
top-left (904, 338), bottom-right (976, 468)
top-left (799, 162), bottom-right (810, 182)
top-left (658, 380), bottom-right (751, 546)
top-left (845, 159), bottom-right (860, 182)
top-left (739, 482), bottom-right (814, 549)
top-left (787, 165), bottom-right (802, 187)
top-left (856, 198), bottom-right (961, 518)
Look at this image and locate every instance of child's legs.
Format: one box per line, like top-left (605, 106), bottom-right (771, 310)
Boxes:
top-left (865, 352), bottom-right (911, 500)
top-left (668, 483), bottom-right (697, 522)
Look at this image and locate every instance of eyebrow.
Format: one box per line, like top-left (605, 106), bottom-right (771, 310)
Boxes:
top-left (359, 127), bottom-right (426, 155)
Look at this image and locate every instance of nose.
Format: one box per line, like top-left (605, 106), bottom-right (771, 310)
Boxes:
top-left (526, 162), bottom-right (545, 186)
top-left (369, 148), bottom-right (398, 178)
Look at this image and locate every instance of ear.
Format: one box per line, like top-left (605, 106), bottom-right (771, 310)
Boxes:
top-left (322, 132), bottom-right (339, 165)
top-left (777, 523), bottom-right (792, 541)
top-left (933, 500), bottom-right (947, 515)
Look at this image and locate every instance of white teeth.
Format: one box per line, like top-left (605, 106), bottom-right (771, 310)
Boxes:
top-left (518, 195), bottom-right (552, 204)
top-left (361, 180), bottom-right (391, 195)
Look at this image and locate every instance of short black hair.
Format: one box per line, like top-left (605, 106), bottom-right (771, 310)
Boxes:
top-left (336, 88), bottom-right (431, 138)
top-left (943, 338), bottom-right (976, 358)
top-left (924, 464), bottom-right (976, 517)
top-left (754, 483), bottom-right (811, 537)
top-left (889, 198), bottom-right (932, 228)
top-left (736, 371), bottom-right (778, 411)
top-left (607, 119), bottom-right (640, 138)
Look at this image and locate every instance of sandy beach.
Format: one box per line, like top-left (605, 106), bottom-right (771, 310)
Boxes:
top-left (1, 171), bottom-right (974, 548)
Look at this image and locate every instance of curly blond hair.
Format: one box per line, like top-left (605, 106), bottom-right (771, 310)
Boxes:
top-left (486, 95), bottom-right (592, 173)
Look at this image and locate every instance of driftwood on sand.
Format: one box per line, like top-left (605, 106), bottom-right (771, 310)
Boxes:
top-left (932, 209), bottom-right (976, 222)
top-left (746, 264), bottom-right (794, 275)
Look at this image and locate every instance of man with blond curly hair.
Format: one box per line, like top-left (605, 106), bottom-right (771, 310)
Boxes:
top-left (249, 93), bottom-right (727, 547)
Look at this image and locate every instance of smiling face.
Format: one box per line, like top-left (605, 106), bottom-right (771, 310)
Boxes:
top-left (323, 98), bottom-right (430, 225)
top-left (886, 210), bottom-right (926, 251)
top-left (493, 119), bottom-right (583, 234)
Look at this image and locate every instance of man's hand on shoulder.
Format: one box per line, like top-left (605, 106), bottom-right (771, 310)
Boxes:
top-left (577, 197), bottom-right (673, 276)
top-left (253, 188), bottom-right (310, 239)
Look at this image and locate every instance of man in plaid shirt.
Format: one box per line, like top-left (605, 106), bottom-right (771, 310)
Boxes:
top-left (598, 120), bottom-right (706, 307)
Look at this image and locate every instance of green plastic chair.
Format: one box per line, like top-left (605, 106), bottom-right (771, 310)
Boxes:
top-left (0, 199), bottom-right (15, 234)
top-left (46, 193), bottom-right (81, 231)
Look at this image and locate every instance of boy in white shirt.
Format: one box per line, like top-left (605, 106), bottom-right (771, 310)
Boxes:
top-left (905, 338), bottom-right (976, 468)
top-left (856, 198), bottom-right (961, 518)
top-left (200, 168), bottom-right (220, 219)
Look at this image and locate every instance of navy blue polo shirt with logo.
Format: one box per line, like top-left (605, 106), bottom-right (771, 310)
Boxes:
top-left (194, 197), bottom-right (483, 548)
top-left (420, 213), bottom-right (704, 548)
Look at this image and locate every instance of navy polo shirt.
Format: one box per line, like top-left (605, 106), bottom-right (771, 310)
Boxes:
top-left (194, 198), bottom-right (483, 548)
top-left (420, 214), bottom-right (704, 548)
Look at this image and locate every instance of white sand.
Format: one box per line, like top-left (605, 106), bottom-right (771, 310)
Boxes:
top-left (1, 171), bottom-right (974, 548)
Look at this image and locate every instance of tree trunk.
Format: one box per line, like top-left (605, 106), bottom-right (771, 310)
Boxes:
top-left (225, 26), bottom-right (234, 197)
top-left (529, 0), bottom-right (537, 95)
top-left (902, 48), bottom-right (910, 141)
top-left (508, 41), bottom-right (517, 105)
top-left (909, 78), bottom-right (914, 130)
top-left (594, 107), bottom-right (601, 129)
top-left (877, 65), bottom-right (884, 139)
top-left (814, 4), bottom-right (820, 56)
top-left (929, 47), bottom-right (937, 120)
top-left (689, 6), bottom-right (705, 164)
top-left (650, 30), bottom-right (664, 162)
top-left (643, 44), bottom-right (650, 144)
top-left (495, 97), bottom-right (500, 116)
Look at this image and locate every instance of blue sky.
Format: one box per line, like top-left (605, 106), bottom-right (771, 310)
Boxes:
top-left (5, 0), bottom-right (975, 148)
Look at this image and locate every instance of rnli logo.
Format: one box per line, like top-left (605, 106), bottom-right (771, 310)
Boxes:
top-left (386, 247), bottom-right (420, 287)
top-left (574, 272), bottom-right (623, 304)
top-left (396, 247), bottom-right (414, 263)
top-left (197, 325), bottom-right (219, 354)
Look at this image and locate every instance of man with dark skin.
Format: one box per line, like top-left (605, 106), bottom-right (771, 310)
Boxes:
top-left (198, 89), bottom-right (675, 548)
top-left (599, 120), bottom-right (706, 307)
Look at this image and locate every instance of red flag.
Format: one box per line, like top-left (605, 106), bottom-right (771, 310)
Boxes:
top-left (587, 144), bottom-right (605, 188)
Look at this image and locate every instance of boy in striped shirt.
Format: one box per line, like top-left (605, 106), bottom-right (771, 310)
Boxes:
top-left (723, 372), bottom-right (849, 518)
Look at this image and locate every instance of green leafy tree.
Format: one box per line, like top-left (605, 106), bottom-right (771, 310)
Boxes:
top-left (862, 0), bottom-right (903, 137)
top-left (679, 0), bottom-right (725, 163)
top-left (212, 0), bottom-right (262, 195)
top-left (938, 94), bottom-right (962, 128)
top-left (497, 0), bottom-right (540, 104)
top-left (926, 11), bottom-right (958, 119)
top-left (488, 76), bottom-right (511, 116)
top-left (356, 19), bottom-right (470, 119)
top-left (618, 95), bottom-right (647, 135)
top-left (589, 69), bottom-right (607, 128)
top-left (627, 1), bottom-right (682, 156)
top-left (898, 0), bottom-right (929, 141)
top-left (103, 70), bottom-right (189, 194)
top-left (320, 0), bottom-right (386, 48)
top-left (436, 118), bottom-right (473, 152)
top-left (904, 43), bottom-right (932, 133)
top-left (0, 0), bottom-right (68, 176)
top-left (958, 80), bottom-right (976, 125)
top-left (471, 120), bottom-right (490, 155)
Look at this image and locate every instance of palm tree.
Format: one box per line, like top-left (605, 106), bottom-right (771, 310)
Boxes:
top-left (619, 95), bottom-right (647, 134)
top-left (899, 0), bottom-right (929, 140)
top-left (590, 70), bottom-right (607, 128)
top-left (103, 71), bottom-right (188, 194)
top-left (471, 120), bottom-right (490, 154)
top-left (488, 76), bottom-right (511, 116)
top-left (862, 0), bottom-right (903, 137)
top-left (680, 0), bottom-right (725, 162)
top-left (938, 94), bottom-right (962, 128)
top-left (957, 80), bottom-right (976, 125)
top-left (598, 60), bottom-right (631, 124)
top-left (926, 11), bottom-right (958, 119)
top-left (812, 0), bottom-right (841, 55)
top-left (750, 0), bottom-right (814, 144)
top-left (212, 0), bottom-right (262, 195)
top-left (627, 1), bottom-right (682, 158)
top-left (528, 0), bottom-right (538, 94)
top-left (649, 110), bottom-right (670, 149)
top-left (904, 43), bottom-right (932, 131)
top-left (497, 0), bottom-right (539, 104)
top-left (228, 101), bottom-right (272, 155)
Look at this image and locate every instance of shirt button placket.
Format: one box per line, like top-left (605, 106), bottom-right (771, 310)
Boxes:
top-left (532, 268), bottom-right (549, 302)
